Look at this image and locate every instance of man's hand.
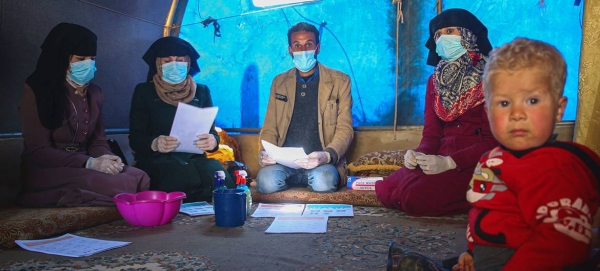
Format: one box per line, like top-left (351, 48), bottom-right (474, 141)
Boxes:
top-left (452, 252), bottom-right (474, 271)
top-left (295, 151), bottom-right (330, 170)
top-left (151, 135), bottom-right (179, 153)
top-left (195, 134), bottom-right (217, 151)
top-left (415, 154), bottom-right (456, 175)
top-left (258, 150), bottom-right (276, 167)
top-left (87, 154), bottom-right (124, 175)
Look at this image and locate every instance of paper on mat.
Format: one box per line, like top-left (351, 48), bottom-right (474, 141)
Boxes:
top-left (251, 203), bottom-right (305, 217)
top-left (302, 204), bottom-right (354, 217)
top-left (15, 233), bottom-right (130, 257)
top-left (179, 201), bottom-right (214, 216)
top-left (170, 103), bottom-right (218, 154)
top-left (265, 216), bottom-right (328, 233)
top-left (261, 140), bottom-right (308, 169)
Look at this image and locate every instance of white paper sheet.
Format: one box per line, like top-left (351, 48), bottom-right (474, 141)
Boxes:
top-left (179, 201), bottom-right (215, 216)
top-left (250, 203), bottom-right (306, 217)
top-left (15, 234), bottom-right (131, 257)
top-left (261, 140), bottom-right (308, 169)
top-left (251, 203), bottom-right (354, 218)
top-left (169, 103), bottom-right (218, 154)
top-left (302, 204), bottom-right (354, 217)
top-left (265, 216), bottom-right (328, 233)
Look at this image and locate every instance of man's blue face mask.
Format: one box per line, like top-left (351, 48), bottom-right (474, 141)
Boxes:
top-left (67, 59), bottom-right (96, 86)
top-left (161, 61), bottom-right (189, 84)
top-left (292, 50), bottom-right (317, 72)
top-left (435, 35), bottom-right (467, 62)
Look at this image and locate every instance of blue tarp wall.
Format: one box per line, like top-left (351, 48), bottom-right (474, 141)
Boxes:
top-left (179, 0), bottom-right (583, 128)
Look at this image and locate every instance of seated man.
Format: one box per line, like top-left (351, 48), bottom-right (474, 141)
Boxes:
top-left (257, 22), bottom-right (354, 194)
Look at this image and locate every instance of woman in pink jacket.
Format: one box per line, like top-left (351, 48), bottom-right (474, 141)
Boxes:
top-left (375, 9), bottom-right (499, 216)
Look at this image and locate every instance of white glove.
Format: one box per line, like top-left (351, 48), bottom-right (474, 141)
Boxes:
top-left (415, 154), bottom-right (456, 175)
top-left (151, 135), bottom-right (179, 153)
top-left (86, 154), bottom-right (124, 175)
top-left (403, 150), bottom-right (425, 170)
top-left (195, 134), bottom-right (217, 151)
top-left (295, 151), bottom-right (330, 170)
top-left (258, 150), bottom-right (276, 167)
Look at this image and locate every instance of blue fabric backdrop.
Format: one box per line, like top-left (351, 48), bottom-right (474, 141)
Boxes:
top-left (179, 0), bottom-right (582, 128)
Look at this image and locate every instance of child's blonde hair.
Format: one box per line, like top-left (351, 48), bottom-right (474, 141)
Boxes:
top-left (483, 37), bottom-right (567, 101)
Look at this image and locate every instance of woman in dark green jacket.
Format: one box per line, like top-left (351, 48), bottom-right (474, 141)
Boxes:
top-left (129, 36), bottom-right (234, 202)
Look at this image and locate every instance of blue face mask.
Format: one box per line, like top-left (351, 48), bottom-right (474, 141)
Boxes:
top-left (435, 35), bottom-right (467, 62)
top-left (292, 50), bottom-right (317, 72)
top-left (67, 59), bottom-right (96, 86)
top-left (161, 61), bottom-right (189, 84)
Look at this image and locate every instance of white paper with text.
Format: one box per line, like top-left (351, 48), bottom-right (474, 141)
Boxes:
top-left (261, 140), bottom-right (308, 169)
top-left (170, 103), bottom-right (218, 154)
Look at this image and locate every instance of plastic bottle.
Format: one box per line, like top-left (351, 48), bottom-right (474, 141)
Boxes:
top-left (216, 170), bottom-right (228, 190)
top-left (234, 170), bottom-right (252, 216)
top-left (212, 170), bottom-right (227, 209)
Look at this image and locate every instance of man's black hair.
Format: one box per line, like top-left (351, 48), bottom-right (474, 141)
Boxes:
top-left (287, 22), bottom-right (320, 46)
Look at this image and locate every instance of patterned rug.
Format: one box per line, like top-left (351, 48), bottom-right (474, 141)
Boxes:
top-left (2, 250), bottom-right (216, 271)
top-left (0, 206), bottom-right (121, 248)
top-left (0, 207), bottom-right (468, 271)
top-left (249, 186), bottom-right (385, 207)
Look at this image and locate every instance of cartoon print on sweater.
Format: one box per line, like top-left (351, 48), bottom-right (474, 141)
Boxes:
top-left (467, 149), bottom-right (506, 203)
top-left (467, 150), bottom-right (508, 245)
top-left (536, 197), bottom-right (593, 244)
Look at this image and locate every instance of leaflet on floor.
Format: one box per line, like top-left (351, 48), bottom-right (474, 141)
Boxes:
top-left (252, 203), bottom-right (353, 217)
top-left (15, 233), bottom-right (131, 258)
top-left (251, 203), bottom-right (305, 217)
top-left (170, 103), bottom-right (218, 154)
top-left (302, 204), bottom-right (354, 217)
top-left (265, 216), bottom-right (328, 233)
top-left (179, 201), bottom-right (215, 216)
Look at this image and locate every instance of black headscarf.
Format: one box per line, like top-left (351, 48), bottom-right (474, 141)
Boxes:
top-left (142, 36), bottom-right (200, 82)
top-left (424, 8), bottom-right (492, 66)
top-left (25, 23), bottom-right (97, 130)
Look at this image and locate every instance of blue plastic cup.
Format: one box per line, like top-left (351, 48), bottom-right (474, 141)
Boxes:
top-left (213, 189), bottom-right (247, 227)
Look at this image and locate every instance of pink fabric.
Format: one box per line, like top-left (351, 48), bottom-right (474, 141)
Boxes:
top-left (375, 75), bottom-right (499, 216)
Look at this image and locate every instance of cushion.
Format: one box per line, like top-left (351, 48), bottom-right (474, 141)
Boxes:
top-left (207, 127), bottom-right (243, 165)
top-left (250, 186), bottom-right (384, 207)
top-left (207, 144), bottom-right (235, 166)
top-left (0, 206), bottom-right (122, 248)
top-left (347, 149), bottom-right (405, 176)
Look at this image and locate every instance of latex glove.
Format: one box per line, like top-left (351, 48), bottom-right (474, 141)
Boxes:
top-left (151, 135), bottom-right (179, 153)
top-left (452, 252), bottom-right (474, 271)
top-left (86, 154), bottom-right (124, 175)
top-left (295, 151), bottom-right (330, 170)
top-left (415, 154), bottom-right (456, 175)
top-left (194, 134), bottom-right (217, 151)
top-left (403, 150), bottom-right (425, 170)
top-left (258, 150), bottom-right (276, 167)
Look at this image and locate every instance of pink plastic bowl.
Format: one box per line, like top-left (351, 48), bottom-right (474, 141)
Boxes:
top-left (113, 191), bottom-right (186, 226)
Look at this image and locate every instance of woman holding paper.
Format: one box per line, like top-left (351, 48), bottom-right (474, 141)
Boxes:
top-left (18, 23), bottom-right (150, 207)
top-left (129, 36), bottom-right (234, 203)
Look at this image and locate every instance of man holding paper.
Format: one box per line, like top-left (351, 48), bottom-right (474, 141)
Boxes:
top-left (257, 22), bottom-right (354, 194)
top-left (129, 37), bottom-right (234, 203)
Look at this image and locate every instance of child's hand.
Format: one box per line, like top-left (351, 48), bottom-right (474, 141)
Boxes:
top-left (452, 252), bottom-right (474, 271)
